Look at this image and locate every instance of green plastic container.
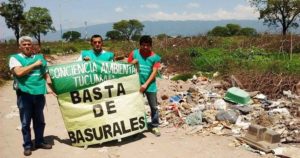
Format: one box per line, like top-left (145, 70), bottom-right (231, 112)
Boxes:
top-left (224, 87), bottom-right (252, 105)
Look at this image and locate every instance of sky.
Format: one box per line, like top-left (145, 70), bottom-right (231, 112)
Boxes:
top-left (0, 0), bottom-right (259, 38)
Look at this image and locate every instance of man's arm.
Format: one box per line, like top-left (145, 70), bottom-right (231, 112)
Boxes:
top-left (44, 73), bottom-right (57, 96)
top-left (13, 60), bottom-right (42, 77)
top-left (140, 67), bottom-right (158, 93)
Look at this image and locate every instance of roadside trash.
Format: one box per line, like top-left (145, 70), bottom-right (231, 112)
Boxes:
top-left (155, 72), bottom-right (299, 157)
top-left (224, 87), bottom-right (252, 105)
top-left (259, 99), bottom-right (273, 110)
top-left (283, 90), bottom-right (295, 98)
top-left (166, 104), bottom-right (182, 118)
top-left (211, 125), bottom-right (224, 135)
top-left (216, 109), bottom-right (239, 124)
top-left (185, 111), bottom-right (202, 126)
top-left (191, 104), bottom-right (206, 112)
top-left (254, 94), bottom-right (267, 100)
top-left (169, 95), bottom-right (183, 104)
top-left (237, 124), bottom-right (280, 153)
top-left (213, 99), bottom-right (227, 110)
top-left (268, 108), bottom-right (290, 116)
top-left (235, 116), bottom-right (251, 129)
top-left (208, 92), bottom-right (219, 98)
top-left (186, 93), bottom-right (194, 104)
top-left (213, 72), bottom-right (220, 78)
top-left (229, 104), bottom-right (252, 115)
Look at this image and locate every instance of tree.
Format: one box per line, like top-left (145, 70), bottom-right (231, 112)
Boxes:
top-left (0, 0), bottom-right (25, 44)
top-left (106, 30), bottom-right (122, 40)
top-left (21, 7), bottom-right (55, 46)
top-left (238, 27), bottom-right (258, 36)
top-left (207, 26), bottom-right (229, 37)
top-left (207, 24), bottom-right (257, 37)
top-left (249, 0), bottom-right (300, 35)
top-left (113, 19), bottom-right (144, 41)
top-left (226, 23), bottom-right (241, 36)
top-left (62, 31), bottom-right (81, 41)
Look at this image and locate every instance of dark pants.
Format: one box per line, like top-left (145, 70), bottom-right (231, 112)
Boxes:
top-left (17, 91), bottom-right (46, 149)
top-left (145, 92), bottom-right (159, 127)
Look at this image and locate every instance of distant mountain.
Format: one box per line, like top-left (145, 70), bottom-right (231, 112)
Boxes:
top-left (39, 20), bottom-right (280, 41)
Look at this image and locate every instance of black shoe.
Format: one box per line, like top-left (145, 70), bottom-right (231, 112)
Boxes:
top-left (35, 143), bottom-right (52, 149)
top-left (23, 149), bottom-right (32, 156)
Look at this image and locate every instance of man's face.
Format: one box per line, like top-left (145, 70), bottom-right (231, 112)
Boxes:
top-left (19, 41), bottom-right (33, 55)
top-left (91, 37), bottom-right (103, 52)
top-left (140, 42), bottom-right (151, 54)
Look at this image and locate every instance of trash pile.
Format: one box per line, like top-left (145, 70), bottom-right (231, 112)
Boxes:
top-left (155, 74), bottom-right (300, 155)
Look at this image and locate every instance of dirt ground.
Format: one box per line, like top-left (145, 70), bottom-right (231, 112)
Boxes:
top-left (0, 54), bottom-right (264, 158)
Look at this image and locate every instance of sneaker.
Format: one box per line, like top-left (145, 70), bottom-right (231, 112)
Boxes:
top-left (35, 143), bottom-right (52, 149)
top-left (23, 149), bottom-right (32, 156)
top-left (151, 127), bottom-right (161, 137)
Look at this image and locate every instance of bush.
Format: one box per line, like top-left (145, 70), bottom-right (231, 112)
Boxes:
top-left (62, 45), bottom-right (78, 54)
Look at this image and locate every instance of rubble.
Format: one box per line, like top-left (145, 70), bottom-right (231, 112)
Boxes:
top-left (155, 73), bottom-right (300, 156)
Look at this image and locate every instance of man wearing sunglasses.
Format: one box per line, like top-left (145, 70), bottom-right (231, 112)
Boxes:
top-left (77, 34), bottom-right (114, 61)
top-left (9, 36), bottom-right (54, 156)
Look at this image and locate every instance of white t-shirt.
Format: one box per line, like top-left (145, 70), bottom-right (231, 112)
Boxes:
top-left (9, 53), bottom-right (37, 70)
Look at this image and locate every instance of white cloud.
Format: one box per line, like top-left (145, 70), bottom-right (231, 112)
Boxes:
top-left (186, 2), bottom-right (200, 8)
top-left (146, 5), bottom-right (259, 21)
top-left (115, 7), bottom-right (124, 13)
top-left (147, 11), bottom-right (209, 21)
top-left (141, 3), bottom-right (159, 9)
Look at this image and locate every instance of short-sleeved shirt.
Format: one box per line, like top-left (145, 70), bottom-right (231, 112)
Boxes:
top-left (127, 49), bottom-right (161, 92)
top-left (9, 53), bottom-right (34, 70)
top-left (77, 50), bottom-right (114, 61)
top-left (127, 50), bottom-right (160, 68)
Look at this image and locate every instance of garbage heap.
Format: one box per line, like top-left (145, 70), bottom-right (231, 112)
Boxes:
top-left (155, 75), bottom-right (300, 145)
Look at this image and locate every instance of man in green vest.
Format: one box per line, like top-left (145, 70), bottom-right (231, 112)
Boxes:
top-left (9, 36), bottom-right (54, 156)
top-left (77, 34), bottom-right (114, 61)
top-left (127, 35), bottom-right (161, 137)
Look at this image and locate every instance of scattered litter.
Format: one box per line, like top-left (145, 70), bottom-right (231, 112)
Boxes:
top-left (216, 110), bottom-right (239, 124)
top-left (224, 87), bottom-right (252, 105)
top-left (155, 74), bottom-right (300, 157)
top-left (185, 111), bottom-right (202, 126)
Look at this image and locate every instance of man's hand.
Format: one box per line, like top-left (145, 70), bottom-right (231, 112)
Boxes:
top-left (130, 59), bottom-right (138, 64)
top-left (83, 57), bottom-right (90, 61)
top-left (140, 84), bottom-right (148, 93)
top-left (33, 60), bottom-right (43, 67)
top-left (47, 90), bottom-right (57, 97)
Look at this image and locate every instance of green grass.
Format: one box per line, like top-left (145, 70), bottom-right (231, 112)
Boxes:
top-left (191, 47), bottom-right (300, 75)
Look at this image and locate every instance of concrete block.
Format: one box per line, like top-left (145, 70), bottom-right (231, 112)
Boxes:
top-left (247, 124), bottom-right (267, 141)
top-left (263, 130), bottom-right (281, 144)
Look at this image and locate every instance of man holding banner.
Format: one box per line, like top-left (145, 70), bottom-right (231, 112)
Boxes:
top-left (9, 36), bottom-right (54, 156)
top-left (127, 35), bottom-right (161, 137)
top-left (77, 34), bottom-right (114, 62)
top-left (48, 51), bottom-right (147, 147)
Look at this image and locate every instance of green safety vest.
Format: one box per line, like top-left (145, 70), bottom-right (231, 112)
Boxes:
top-left (133, 49), bottom-right (161, 92)
top-left (81, 50), bottom-right (114, 61)
top-left (11, 54), bottom-right (47, 95)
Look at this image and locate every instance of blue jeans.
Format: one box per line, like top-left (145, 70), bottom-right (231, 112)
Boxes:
top-left (145, 92), bottom-right (159, 127)
top-left (17, 91), bottom-right (46, 149)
